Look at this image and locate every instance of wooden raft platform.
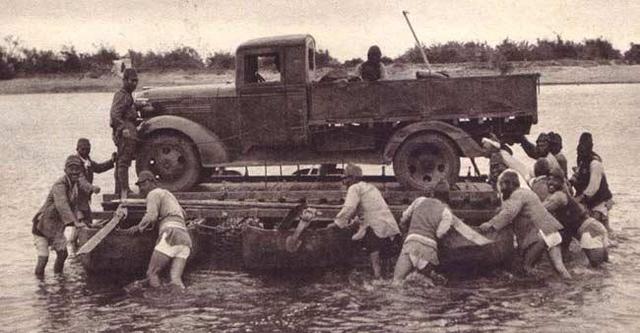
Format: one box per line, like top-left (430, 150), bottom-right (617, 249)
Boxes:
top-left (99, 181), bottom-right (499, 225)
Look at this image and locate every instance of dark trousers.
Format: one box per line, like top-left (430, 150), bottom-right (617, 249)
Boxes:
top-left (113, 125), bottom-right (137, 194)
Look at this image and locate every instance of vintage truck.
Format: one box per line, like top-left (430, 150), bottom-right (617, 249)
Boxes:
top-left (133, 34), bottom-right (539, 192)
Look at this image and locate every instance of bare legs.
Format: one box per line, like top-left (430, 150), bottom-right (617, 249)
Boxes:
top-left (146, 251), bottom-right (188, 289)
top-left (548, 246), bottom-right (572, 279)
top-left (392, 253), bottom-right (413, 285)
top-left (35, 256), bottom-right (48, 277)
top-left (370, 251), bottom-right (382, 279)
top-left (169, 258), bottom-right (187, 289)
top-left (146, 251), bottom-right (172, 288)
top-left (523, 241), bottom-right (571, 279)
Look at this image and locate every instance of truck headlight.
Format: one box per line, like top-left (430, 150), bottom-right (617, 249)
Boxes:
top-left (135, 98), bottom-right (156, 117)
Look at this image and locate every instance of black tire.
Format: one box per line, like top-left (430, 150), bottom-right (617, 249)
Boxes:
top-left (136, 133), bottom-right (201, 192)
top-left (393, 132), bottom-right (461, 190)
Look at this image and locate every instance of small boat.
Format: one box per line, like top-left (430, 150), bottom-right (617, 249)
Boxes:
top-left (439, 227), bottom-right (515, 271)
top-left (242, 224), bottom-right (515, 271)
top-left (242, 224), bottom-right (356, 270)
top-left (76, 223), bottom-right (199, 275)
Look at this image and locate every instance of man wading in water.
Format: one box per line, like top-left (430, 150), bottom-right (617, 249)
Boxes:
top-left (326, 163), bottom-right (400, 281)
top-left (110, 68), bottom-right (138, 197)
top-left (32, 155), bottom-right (86, 276)
top-left (479, 170), bottom-right (572, 279)
top-left (124, 171), bottom-right (193, 289)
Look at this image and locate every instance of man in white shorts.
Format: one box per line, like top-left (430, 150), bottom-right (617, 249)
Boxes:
top-left (124, 171), bottom-right (192, 288)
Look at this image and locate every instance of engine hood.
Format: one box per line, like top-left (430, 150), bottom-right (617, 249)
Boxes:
top-left (135, 83), bottom-right (236, 100)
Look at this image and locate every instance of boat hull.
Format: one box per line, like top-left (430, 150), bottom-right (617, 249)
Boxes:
top-left (439, 227), bottom-right (515, 271)
top-left (242, 225), bottom-right (515, 271)
top-left (242, 225), bottom-right (356, 270)
top-left (77, 226), bottom-right (198, 275)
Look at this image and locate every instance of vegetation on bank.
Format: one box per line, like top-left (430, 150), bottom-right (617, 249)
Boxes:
top-left (2, 34), bottom-right (640, 81)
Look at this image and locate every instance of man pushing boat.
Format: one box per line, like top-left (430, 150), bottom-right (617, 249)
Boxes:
top-left (123, 171), bottom-right (193, 289)
top-left (326, 163), bottom-right (400, 281)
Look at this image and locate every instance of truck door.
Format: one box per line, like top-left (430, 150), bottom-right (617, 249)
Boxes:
top-left (237, 51), bottom-right (292, 150)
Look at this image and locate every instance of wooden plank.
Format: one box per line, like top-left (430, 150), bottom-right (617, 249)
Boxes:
top-left (77, 207), bottom-right (126, 255)
top-left (96, 206), bottom-right (495, 225)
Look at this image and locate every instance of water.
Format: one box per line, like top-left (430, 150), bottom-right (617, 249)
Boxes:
top-left (1, 84), bottom-right (639, 332)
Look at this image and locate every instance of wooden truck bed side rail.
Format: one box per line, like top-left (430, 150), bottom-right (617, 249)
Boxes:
top-left (308, 74), bottom-right (539, 125)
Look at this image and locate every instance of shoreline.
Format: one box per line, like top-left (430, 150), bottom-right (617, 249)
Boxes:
top-left (1, 63), bottom-right (639, 95)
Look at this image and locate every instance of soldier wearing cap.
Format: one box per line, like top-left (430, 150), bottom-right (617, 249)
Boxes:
top-left (31, 155), bottom-right (85, 276)
top-left (110, 68), bottom-right (139, 196)
top-left (124, 170), bottom-right (193, 289)
top-left (355, 45), bottom-right (388, 81)
top-left (327, 163), bottom-right (400, 280)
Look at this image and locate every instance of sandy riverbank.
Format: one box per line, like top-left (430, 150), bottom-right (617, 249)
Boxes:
top-left (1, 62), bottom-right (639, 95)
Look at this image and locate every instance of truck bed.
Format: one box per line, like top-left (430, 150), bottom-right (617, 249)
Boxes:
top-left (309, 74), bottom-right (539, 125)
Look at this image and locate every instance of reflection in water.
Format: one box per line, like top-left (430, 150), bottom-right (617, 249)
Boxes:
top-left (1, 84), bottom-right (640, 331)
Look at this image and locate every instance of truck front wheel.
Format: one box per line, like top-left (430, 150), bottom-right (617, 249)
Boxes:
top-left (393, 133), bottom-right (460, 190)
top-left (136, 133), bottom-right (201, 192)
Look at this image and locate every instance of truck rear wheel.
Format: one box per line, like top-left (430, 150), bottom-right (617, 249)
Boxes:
top-left (393, 133), bottom-right (460, 190)
top-left (136, 133), bottom-right (201, 192)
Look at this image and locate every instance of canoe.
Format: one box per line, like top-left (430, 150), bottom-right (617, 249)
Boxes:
top-left (242, 225), bottom-right (356, 270)
top-left (439, 226), bottom-right (515, 271)
top-left (242, 224), bottom-right (515, 271)
top-left (76, 224), bottom-right (199, 275)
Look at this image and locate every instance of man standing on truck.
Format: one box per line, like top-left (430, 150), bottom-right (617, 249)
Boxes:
top-left (327, 163), bottom-right (400, 280)
top-left (355, 45), bottom-right (387, 81)
top-left (110, 68), bottom-right (138, 197)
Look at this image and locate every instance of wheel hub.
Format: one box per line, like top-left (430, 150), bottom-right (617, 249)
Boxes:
top-left (148, 144), bottom-right (187, 181)
top-left (407, 144), bottom-right (448, 184)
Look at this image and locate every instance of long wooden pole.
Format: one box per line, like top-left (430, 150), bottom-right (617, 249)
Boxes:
top-left (402, 10), bottom-right (432, 74)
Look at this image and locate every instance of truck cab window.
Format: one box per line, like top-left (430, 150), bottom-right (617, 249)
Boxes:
top-left (245, 53), bottom-right (281, 83)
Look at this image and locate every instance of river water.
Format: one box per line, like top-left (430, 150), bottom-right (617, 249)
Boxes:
top-left (1, 84), bottom-right (639, 332)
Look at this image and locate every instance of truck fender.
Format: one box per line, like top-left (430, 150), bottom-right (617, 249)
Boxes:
top-left (138, 115), bottom-right (228, 167)
top-left (383, 121), bottom-right (486, 163)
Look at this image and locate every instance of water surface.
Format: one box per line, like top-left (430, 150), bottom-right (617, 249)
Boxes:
top-left (1, 84), bottom-right (639, 332)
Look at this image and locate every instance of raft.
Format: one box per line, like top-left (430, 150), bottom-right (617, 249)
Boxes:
top-left (76, 224), bottom-right (199, 275)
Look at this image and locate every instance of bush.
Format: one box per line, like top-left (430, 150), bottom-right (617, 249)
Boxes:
top-left (0, 51), bottom-right (15, 80)
top-left (496, 39), bottom-right (532, 61)
top-left (580, 38), bottom-right (621, 60)
top-left (162, 46), bottom-right (204, 69)
top-left (84, 45), bottom-right (119, 70)
top-left (206, 52), bottom-right (235, 69)
top-left (624, 43), bottom-right (640, 64)
top-left (315, 49), bottom-right (339, 68)
top-left (60, 45), bottom-right (83, 72)
top-left (343, 57), bottom-right (363, 67)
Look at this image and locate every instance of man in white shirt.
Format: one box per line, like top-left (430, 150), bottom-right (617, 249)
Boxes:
top-left (327, 163), bottom-right (400, 280)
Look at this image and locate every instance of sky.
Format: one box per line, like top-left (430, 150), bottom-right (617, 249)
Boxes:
top-left (2, 0), bottom-right (640, 61)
